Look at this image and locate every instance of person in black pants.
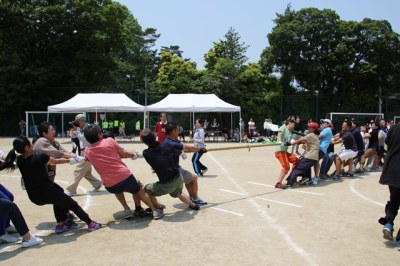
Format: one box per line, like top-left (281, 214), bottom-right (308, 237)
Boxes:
top-left (379, 124), bottom-right (400, 250)
top-left (0, 197), bottom-right (43, 247)
top-left (0, 136), bottom-right (102, 234)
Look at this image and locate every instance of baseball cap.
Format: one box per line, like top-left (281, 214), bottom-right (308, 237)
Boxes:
top-left (75, 114), bottom-right (86, 121)
top-left (320, 119), bottom-right (332, 125)
top-left (307, 122), bottom-right (319, 129)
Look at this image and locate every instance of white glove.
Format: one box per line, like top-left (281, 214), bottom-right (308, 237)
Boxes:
top-left (135, 151), bottom-right (143, 158)
top-left (74, 155), bottom-right (85, 163)
top-left (69, 158), bottom-right (77, 165)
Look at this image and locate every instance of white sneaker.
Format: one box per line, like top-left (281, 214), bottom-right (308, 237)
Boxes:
top-left (21, 235), bottom-right (43, 248)
top-left (311, 176), bottom-right (319, 185)
top-left (65, 190), bottom-right (76, 197)
top-left (0, 233), bottom-right (20, 243)
top-left (6, 225), bottom-right (18, 234)
top-left (113, 209), bottom-right (134, 220)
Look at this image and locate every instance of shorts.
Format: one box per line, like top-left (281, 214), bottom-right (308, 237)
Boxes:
top-left (105, 175), bottom-right (140, 195)
top-left (338, 149), bottom-right (358, 161)
top-left (179, 166), bottom-right (195, 184)
top-left (145, 175), bottom-right (183, 198)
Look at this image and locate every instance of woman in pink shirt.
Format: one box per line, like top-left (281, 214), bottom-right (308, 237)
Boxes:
top-left (83, 124), bottom-right (163, 220)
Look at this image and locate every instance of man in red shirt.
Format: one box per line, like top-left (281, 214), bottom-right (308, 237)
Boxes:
top-left (154, 113), bottom-right (168, 143)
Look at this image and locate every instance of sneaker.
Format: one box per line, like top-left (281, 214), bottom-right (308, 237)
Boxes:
top-left (299, 177), bottom-right (311, 185)
top-left (201, 168), bottom-right (208, 174)
top-left (284, 182), bottom-right (300, 189)
top-left (157, 204), bottom-right (166, 211)
top-left (355, 168), bottom-right (364, 174)
top-left (189, 204), bottom-right (200, 210)
top-left (275, 182), bottom-right (285, 189)
top-left (5, 225), bottom-right (18, 234)
top-left (311, 176), bottom-right (319, 185)
top-left (65, 190), bottom-right (76, 197)
top-left (93, 183), bottom-right (103, 192)
top-left (113, 209), bottom-right (134, 220)
top-left (331, 174), bottom-right (342, 181)
top-left (344, 171), bottom-right (354, 177)
top-left (0, 233), bottom-right (20, 243)
top-left (382, 223), bottom-right (394, 240)
top-left (54, 221), bottom-right (80, 234)
top-left (191, 197), bottom-right (207, 205)
top-left (397, 239), bottom-right (400, 251)
top-left (21, 235), bottom-right (43, 248)
top-left (134, 207), bottom-right (153, 218)
top-left (153, 209), bottom-right (164, 220)
top-left (88, 221), bottom-right (102, 232)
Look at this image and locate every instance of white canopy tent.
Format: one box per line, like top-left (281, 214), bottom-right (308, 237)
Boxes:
top-left (147, 94), bottom-right (241, 138)
top-left (47, 93), bottom-right (144, 112)
top-left (146, 93), bottom-right (240, 113)
top-left (26, 93), bottom-right (144, 138)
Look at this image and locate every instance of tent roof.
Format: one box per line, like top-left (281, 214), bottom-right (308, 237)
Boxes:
top-left (47, 93), bottom-right (144, 112)
top-left (146, 94), bottom-right (240, 112)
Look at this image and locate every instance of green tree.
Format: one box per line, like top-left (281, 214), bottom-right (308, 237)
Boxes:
top-left (0, 0), bottom-right (153, 134)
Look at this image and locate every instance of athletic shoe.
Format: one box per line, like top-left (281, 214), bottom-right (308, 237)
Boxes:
top-left (275, 182), bottom-right (285, 189)
top-left (113, 209), bottom-right (134, 220)
top-left (382, 223), bottom-right (394, 240)
top-left (189, 204), bottom-right (200, 210)
top-left (299, 177), bottom-right (311, 185)
top-left (311, 176), bottom-right (319, 185)
top-left (331, 174), bottom-right (342, 181)
top-left (21, 235), bottom-right (43, 248)
top-left (65, 190), bottom-right (76, 197)
top-left (397, 239), bottom-right (400, 251)
top-left (5, 225), bottom-right (18, 234)
top-left (340, 169), bottom-right (346, 176)
top-left (55, 220), bottom-right (80, 234)
top-left (191, 197), bottom-right (207, 205)
top-left (93, 183), bottom-right (103, 192)
top-left (355, 168), bottom-right (364, 174)
top-left (87, 221), bottom-right (102, 231)
top-left (284, 182), bottom-right (300, 189)
top-left (0, 233), bottom-right (20, 243)
top-left (343, 171), bottom-right (354, 177)
top-left (157, 204), bottom-right (166, 211)
top-left (134, 207), bottom-right (153, 218)
top-left (153, 209), bottom-right (164, 220)
top-left (201, 168), bottom-right (208, 174)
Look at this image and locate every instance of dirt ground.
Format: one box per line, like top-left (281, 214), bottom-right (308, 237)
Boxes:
top-left (0, 137), bottom-right (398, 265)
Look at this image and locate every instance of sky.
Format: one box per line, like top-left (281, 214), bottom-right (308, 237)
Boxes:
top-left (116, 0), bottom-right (400, 69)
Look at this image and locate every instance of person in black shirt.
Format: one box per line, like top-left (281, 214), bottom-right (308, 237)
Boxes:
top-left (378, 124), bottom-right (400, 250)
top-left (357, 121), bottom-right (380, 173)
top-left (0, 136), bottom-right (102, 234)
top-left (331, 120), bottom-right (358, 180)
top-left (141, 129), bottom-right (200, 211)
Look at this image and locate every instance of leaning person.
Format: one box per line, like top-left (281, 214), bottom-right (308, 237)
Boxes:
top-left (83, 124), bottom-right (163, 220)
top-left (0, 136), bottom-right (102, 234)
top-left (141, 129), bottom-right (200, 211)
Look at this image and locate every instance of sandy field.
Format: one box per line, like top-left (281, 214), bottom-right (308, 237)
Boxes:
top-left (0, 137), bottom-right (398, 266)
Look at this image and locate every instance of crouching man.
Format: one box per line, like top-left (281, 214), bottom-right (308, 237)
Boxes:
top-left (141, 129), bottom-right (201, 211)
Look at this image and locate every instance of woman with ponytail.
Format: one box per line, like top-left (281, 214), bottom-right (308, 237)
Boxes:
top-left (0, 136), bottom-right (102, 234)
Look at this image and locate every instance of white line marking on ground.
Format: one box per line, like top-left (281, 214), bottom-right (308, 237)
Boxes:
top-left (255, 197), bottom-right (302, 208)
top-left (349, 179), bottom-right (384, 207)
top-left (210, 207), bottom-right (244, 216)
top-left (208, 153), bottom-right (317, 265)
top-left (247, 181), bottom-right (325, 196)
top-left (219, 189), bottom-right (246, 196)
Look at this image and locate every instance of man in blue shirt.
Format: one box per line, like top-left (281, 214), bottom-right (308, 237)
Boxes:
top-left (164, 122), bottom-right (207, 205)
